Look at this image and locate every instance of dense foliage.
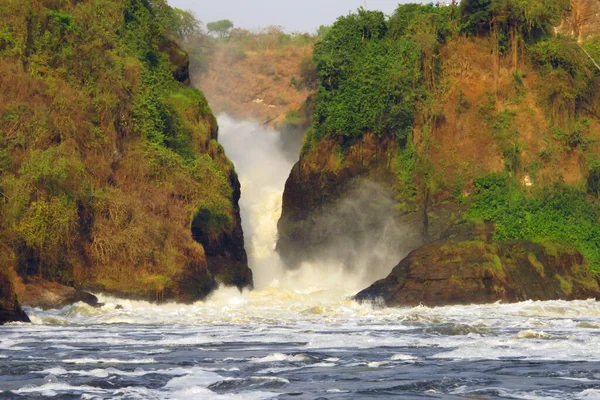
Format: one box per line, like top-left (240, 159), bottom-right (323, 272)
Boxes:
top-left (306, 6), bottom-right (455, 148)
top-left (460, 0), bottom-right (569, 39)
top-left (468, 174), bottom-right (600, 273)
top-left (297, 1), bottom-right (600, 273)
top-left (0, 0), bottom-right (237, 297)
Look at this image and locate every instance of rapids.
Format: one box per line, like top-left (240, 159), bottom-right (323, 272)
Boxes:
top-left (2, 116), bottom-right (600, 399)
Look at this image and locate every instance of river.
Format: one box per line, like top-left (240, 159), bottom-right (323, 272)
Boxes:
top-left (1, 116), bottom-right (600, 399)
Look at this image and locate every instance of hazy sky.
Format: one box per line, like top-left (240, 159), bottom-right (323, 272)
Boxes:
top-left (167, 0), bottom-right (423, 33)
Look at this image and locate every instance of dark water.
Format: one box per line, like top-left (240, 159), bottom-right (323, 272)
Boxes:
top-left (1, 295), bottom-right (600, 399)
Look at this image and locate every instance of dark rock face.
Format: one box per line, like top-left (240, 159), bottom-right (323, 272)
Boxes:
top-left (355, 241), bottom-right (600, 307)
top-left (276, 132), bottom-right (475, 277)
top-left (192, 170), bottom-right (253, 293)
top-left (161, 40), bottom-right (190, 85)
top-left (0, 272), bottom-right (29, 324)
top-left (16, 279), bottom-right (99, 310)
top-left (277, 134), bottom-right (400, 269)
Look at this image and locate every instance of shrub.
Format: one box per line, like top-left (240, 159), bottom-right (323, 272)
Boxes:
top-left (299, 56), bottom-right (317, 89)
top-left (468, 174), bottom-right (600, 273)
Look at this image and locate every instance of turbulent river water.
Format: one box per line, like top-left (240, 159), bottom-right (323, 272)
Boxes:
top-left (2, 116), bottom-right (600, 400)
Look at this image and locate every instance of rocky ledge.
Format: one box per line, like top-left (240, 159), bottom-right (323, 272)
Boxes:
top-left (15, 279), bottom-right (100, 310)
top-left (355, 240), bottom-right (600, 307)
top-left (0, 271), bottom-right (29, 325)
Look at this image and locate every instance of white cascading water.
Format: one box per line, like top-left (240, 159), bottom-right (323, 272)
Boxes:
top-left (216, 114), bottom-right (377, 295)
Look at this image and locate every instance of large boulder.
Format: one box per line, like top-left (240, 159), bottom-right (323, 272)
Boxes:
top-left (16, 279), bottom-right (100, 310)
top-left (355, 240), bottom-right (600, 307)
top-left (0, 271), bottom-right (29, 324)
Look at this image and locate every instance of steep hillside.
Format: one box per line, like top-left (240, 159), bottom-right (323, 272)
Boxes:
top-left (277, 2), bottom-right (600, 304)
top-left (190, 28), bottom-right (315, 124)
top-left (559, 0), bottom-right (600, 43)
top-left (0, 0), bottom-right (252, 307)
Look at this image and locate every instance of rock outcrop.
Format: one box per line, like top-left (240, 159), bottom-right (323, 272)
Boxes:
top-left (0, 271), bottom-right (29, 324)
top-left (0, 1), bottom-right (253, 305)
top-left (560, 0), bottom-right (600, 43)
top-left (277, 134), bottom-right (400, 268)
top-left (15, 279), bottom-right (99, 310)
top-left (162, 39), bottom-right (191, 85)
top-left (192, 170), bottom-right (253, 294)
top-left (355, 241), bottom-right (600, 307)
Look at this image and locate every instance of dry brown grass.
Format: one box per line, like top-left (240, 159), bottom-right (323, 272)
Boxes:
top-left (195, 44), bottom-right (313, 122)
top-left (420, 36), bottom-right (599, 199)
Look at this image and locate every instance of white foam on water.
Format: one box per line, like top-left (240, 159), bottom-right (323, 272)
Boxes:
top-left (367, 361), bottom-right (390, 368)
top-left (256, 366), bottom-right (302, 374)
top-left (311, 362), bottom-right (336, 367)
top-left (577, 389), bottom-right (600, 399)
top-left (167, 387), bottom-right (277, 400)
top-left (62, 357), bottom-right (156, 364)
top-left (515, 329), bottom-right (555, 339)
top-left (162, 368), bottom-right (281, 400)
top-left (390, 353), bottom-right (417, 361)
top-left (250, 353), bottom-right (312, 363)
top-left (13, 383), bottom-right (106, 397)
top-left (163, 367), bottom-right (225, 389)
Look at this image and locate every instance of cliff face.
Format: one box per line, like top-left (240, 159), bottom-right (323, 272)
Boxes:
top-left (0, 0), bottom-right (252, 306)
top-left (0, 270), bottom-right (29, 324)
top-left (277, 5), bottom-right (600, 305)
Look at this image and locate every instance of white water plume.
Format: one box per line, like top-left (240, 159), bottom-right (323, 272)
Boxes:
top-left (217, 114), bottom-right (372, 295)
top-left (217, 114), bottom-right (409, 296)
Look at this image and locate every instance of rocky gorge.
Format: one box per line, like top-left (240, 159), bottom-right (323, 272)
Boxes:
top-left (0, 0), bottom-right (252, 323)
top-left (276, 0), bottom-right (600, 306)
top-left (2, 0), bottom-right (600, 325)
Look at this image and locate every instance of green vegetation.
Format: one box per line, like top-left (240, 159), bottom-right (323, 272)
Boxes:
top-left (460, 0), bottom-right (568, 38)
top-left (308, 6), bottom-right (454, 147)
top-left (296, 1), bottom-right (600, 273)
top-left (207, 19), bottom-right (234, 38)
top-left (468, 174), bottom-right (600, 273)
top-left (0, 0), bottom-right (240, 297)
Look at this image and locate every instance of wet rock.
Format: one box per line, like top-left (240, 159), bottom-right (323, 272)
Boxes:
top-left (355, 240), bottom-right (600, 307)
top-left (0, 271), bottom-right (29, 324)
top-left (277, 134), bottom-right (399, 268)
top-left (191, 169), bottom-right (253, 294)
top-left (16, 279), bottom-right (100, 310)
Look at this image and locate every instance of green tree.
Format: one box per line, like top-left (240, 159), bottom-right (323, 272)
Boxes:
top-left (207, 19), bottom-right (234, 38)
top-left (316, 25), bottom-right (331, 38)
top-left (309, 7), bottom-right (438, 146)
top-left (170, 8), bottom-right (202, 40)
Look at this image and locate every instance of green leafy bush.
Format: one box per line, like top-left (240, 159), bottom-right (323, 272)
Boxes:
top-left (309, 6), bottom-right (453, 147)
top-left (468, 174), bottom-right (600, 273)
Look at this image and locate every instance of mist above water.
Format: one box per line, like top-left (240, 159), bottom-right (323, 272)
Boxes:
top-left (216, 114), bottom-right (410, 295)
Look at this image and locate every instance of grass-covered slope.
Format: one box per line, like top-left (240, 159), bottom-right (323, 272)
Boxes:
top-left (0, 0), bottom-right (252, 302)
top-left (278, 1), bottom-right (600, 278)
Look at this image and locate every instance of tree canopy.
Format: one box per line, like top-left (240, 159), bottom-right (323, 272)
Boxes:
top-left (207, 19), bottom-right (234, 38)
